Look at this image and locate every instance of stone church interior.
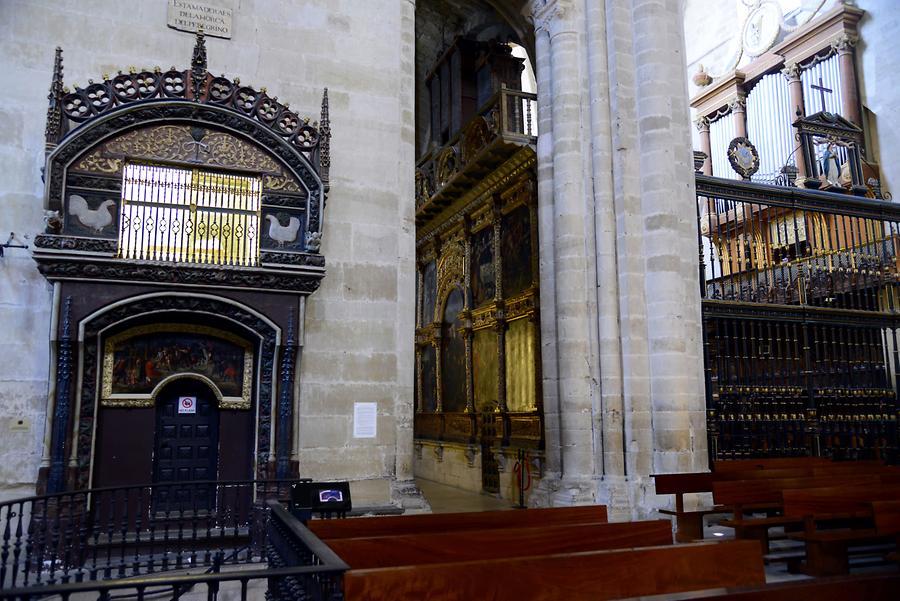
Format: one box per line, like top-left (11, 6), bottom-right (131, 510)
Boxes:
top-left (1, 0), bottom-right (900, 599)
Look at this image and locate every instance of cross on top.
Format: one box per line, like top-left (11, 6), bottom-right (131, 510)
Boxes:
top-left (810, 76), bottom-right (833, 114)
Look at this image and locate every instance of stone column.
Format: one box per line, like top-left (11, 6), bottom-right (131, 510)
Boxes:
top-left (531, 0), bottom-right (598, 502)
top-left (695, 117), bottom-right (712, 176)
top-left (730, 95), bottom-right (747, 138)
top-left (832, 33), bottom-right (861, 127)
top-left (632, 0), bottom-right (708, 476)
top-left (782, 62), bottom-right (808, 179)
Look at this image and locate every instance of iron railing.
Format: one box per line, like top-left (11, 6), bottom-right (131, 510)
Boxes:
top-left (0, 498), bottom-right (348, 601)
top-left (696, 175), bottom-right (900, 461)
top-left (0, 479), bottom-right (299, 590)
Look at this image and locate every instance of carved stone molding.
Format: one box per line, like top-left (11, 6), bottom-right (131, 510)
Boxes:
top-left (831, 32), bottom-right (858, 54)
top-left (781, 62), bottom-right (801, 82)
top-left (695, 116), bottom-right (710, 133)
top-left (527, 0), bottom-right (574, 35)
top-left (729, 96), bottom-right (747, 113)
top-left (35, 257), bottom-right (324, 293)
top-left (433, 444), bottom-right (444, 462)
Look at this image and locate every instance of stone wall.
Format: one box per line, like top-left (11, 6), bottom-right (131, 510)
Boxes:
top-left (0, 0), bottom-right (417, 508)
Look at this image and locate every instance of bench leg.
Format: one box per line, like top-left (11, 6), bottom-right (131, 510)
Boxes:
top-left (735, 525), bottom-right (771, 554)
top-left (804, 540), bottom-right (849, 577)
top-left (676, 514), bottom-right (704, 542)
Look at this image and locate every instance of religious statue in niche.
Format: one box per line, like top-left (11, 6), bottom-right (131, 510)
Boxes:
top-left (818, 141), bottom-right (843, 190)
top-left (102, 325), bottom-right (253, 408)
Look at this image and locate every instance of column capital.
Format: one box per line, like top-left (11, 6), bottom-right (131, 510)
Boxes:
top-left (831, 32), bottom-right (858, 54)
top-left (525, 0), bottom-right (574, 35)
top-left (781, 62), bottom-right (801, 83)
top-left (729, 95), bottom-right (746, 113)
top-left (695, 116), bottom-right (710, 133)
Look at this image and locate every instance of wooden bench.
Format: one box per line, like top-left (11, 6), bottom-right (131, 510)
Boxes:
top-left (309, 505), bottom-right (607, 540)
top-left (782, 484), bottom-right (900, 575)
top-left (326, 520), bottom-right (673, 569)
top-left (652, 467), bottom-right (813, 542)
top-left (872, 500), bottom-right (900, 566)
top-left (713, 474), bottom-right (881, 552)
top-left (612, 572), bottom-right (900, 600)
top-left (712, 457), bottom-right (832, 472)
top-left (342, 540), bottom-right (765, 601)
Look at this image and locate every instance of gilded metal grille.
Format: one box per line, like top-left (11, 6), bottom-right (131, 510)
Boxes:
top-left (118, 163), bottom-right (261, 266)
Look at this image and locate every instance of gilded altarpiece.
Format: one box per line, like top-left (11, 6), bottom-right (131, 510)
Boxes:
top-left (415, 172), bottom-right (543, 492)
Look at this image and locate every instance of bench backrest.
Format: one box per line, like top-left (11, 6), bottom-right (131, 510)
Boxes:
top-left (342, 540), bottom-right (765, 601)
top-left (871, 500), bottom-right (900, 535)
top-left (327, 520), bottom-right (672, 569)
top-left (712, 457), bottom-right (830, 472)
top-left (652, 468), bottom-right (813, 496)
top-left (713, 475), bottom-right (879, 507)
top-left (309, 505), bottom-right (608, 539)
top-left (783, 486), bottom-right (900, 519)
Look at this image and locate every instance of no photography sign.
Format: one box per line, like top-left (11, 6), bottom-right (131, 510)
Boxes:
top-left (178, 396), bottom-right (197, 414)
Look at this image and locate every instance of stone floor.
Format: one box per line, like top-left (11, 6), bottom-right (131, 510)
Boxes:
top-left (416, 478), bottom-right (515, 513)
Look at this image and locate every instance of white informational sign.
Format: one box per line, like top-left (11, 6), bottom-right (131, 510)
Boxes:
top-left (353, 402), bottom-right (377, 438)
top-left (178, 396), bottom-right (197, 414)
top-left (167, 0), bottom-right (233, 39)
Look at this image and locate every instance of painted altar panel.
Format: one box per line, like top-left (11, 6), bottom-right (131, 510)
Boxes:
top-left (471, 227), bottom-right (495, 307)
top-left (505, 317), bottom-right (536, 412)
top-left (473, 328), bottom-right (499, 412)
top-left (422, 260), bottom-right (437, 324)
top-left (501, 205), bottom-right (533, 297)
top-left (421, 345), bottom-right (437, 412)
top-left (102, 324), bottom-right (253, 409)
top-left (441, 288), bottom-right (467, 412)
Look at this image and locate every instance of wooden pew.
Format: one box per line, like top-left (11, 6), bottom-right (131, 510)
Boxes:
top-left (309, 505), bottom-right (607, 540)
top-left (782, 484), bottom-right (900, 575)
top-left (612, 572), bottom-right (900, 600)
top-left (342, 540), bottom-right (765, 601)
top-left (712, 457), bottom-right (831, 472)
top-left (652, 467), bottom-right (813, 542)
top-left (872, 500), bottom-right (900, 566)
top-left (713, 474), bottom-right (881, 551)
top-left (327, 520), bottom-right (673, 569)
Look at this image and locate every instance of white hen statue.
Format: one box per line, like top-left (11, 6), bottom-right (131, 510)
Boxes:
top-left (68, 195), bottom-right (116, 233)
top-left (265, 214), bottom-right (301, 247)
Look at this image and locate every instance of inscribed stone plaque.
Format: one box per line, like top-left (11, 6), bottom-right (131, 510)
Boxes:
top-left (167, 0), bottom-right (233, 39)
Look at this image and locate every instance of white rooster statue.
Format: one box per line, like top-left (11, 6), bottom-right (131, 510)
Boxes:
top-left (265, 214), bottom-right (301, 247)
top-left (68, 194), bottom-right (116, 233)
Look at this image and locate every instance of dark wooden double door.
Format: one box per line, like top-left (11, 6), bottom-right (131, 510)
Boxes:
top-left (153, 382), bottom-right (219, 513)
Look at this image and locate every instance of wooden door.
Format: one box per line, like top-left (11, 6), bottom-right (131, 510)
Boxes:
top-left (152, 381), bottom-right (219, 513)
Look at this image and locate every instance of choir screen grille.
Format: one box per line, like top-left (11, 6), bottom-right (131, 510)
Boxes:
top-left (118, 163), bottom-right (262, 266)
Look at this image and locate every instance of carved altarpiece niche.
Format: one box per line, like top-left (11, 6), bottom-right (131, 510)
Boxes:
top-left (35, 33), bottom-right (331, 493)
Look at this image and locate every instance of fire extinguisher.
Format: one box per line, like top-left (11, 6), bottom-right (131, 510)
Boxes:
top-left (512, 448), bottom-right (532, 508)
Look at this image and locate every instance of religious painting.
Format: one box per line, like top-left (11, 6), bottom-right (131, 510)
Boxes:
top-left (420, 345), bottom-right (437, 412)
top-left (505, 318), bottom-right (537, 412)
top-left (422, 260), bottom-right (437, 324)
top-left (473, 329), bottom-right (498, 412)
top-left (501, 205), bottom-right (533, 297)
top-left (471, 227), bottom-right (495, 307)
top-left (440, 288), bottom-right (467, 412)
top-left (102, 324), bottom-right (253, 409)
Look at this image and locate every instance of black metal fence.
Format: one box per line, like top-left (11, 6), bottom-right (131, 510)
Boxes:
top-left (0, 499), bottom-right (348, 601)
top-left (696, 175), bottom-right (900, 461)
top-left (0, 480), bottom-right (293, 590)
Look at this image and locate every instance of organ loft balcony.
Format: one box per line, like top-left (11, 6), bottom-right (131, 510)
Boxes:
top-left (415, 36), bottom-right (537, 229)
top-left (415, 87), bottom-right (536, 228)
